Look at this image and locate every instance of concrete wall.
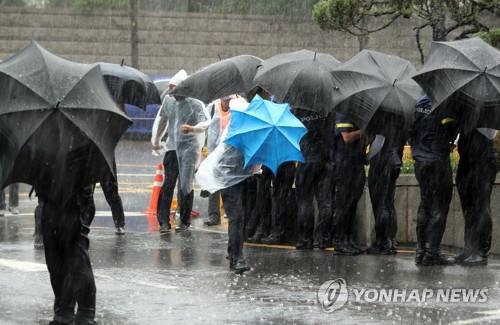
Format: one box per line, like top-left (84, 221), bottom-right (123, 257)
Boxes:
top-left (0, 6), bottom-right (436, 75)
top-left (353, 174), bottom-right (500, 254)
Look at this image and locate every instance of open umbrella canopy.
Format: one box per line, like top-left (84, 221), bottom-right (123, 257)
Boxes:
top-left (253, 49), bottom-right (340, 115)
top-left (413, 37), bottom-right (500, 130)
top-left (171, 55), bottom-right (263, 103)
top-left (98, 62), bottom-right (161, 110)
top-left (224, 95), bottom-right (307, 174)
top-left (0, 41), bottom-right (131, 203)
top-left (331, 49), bottom-right (423, 131)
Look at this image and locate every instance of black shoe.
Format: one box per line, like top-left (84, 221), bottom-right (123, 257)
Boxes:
top-left (159, 225), bottom-right (171, 234)
top-left (460, 254), bottom-right (488, 266)
top-left (455, 251), bottom-right (469, 263)
top-left (348, 240), bottom-right (364, 254)
top-left (175, 223), bottom-right (190, 232)
top-left (332, 244), bottom-right (361, 256)
top-left (317, 240), bottom-right (328, 250)
top-left (233, 260), bottom-right (250, 274)
top-left (415, 251), bottom-right (425, 265)
top-left (261, 233), bottom-right (282, 245)
top-left (247, 233), bottom-right (264, 244)
top-left (366, 243), bottom-right (395, 255)
top-left (115, 226), bottom-right (125, 235)
top-left (366, 244), bottom-right (383, 255)
top-left (295, 240), bottom-right (313, 250)
top-left (422, 253), bottom-right (456, 266)
top-left (204, 215), bottom-right (221, 226)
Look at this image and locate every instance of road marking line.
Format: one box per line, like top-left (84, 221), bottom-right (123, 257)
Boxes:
top-left (0, 258), bottom-right (177, 290)
top-left (0, 258), bottom-right (47, 272)
top-left (117, 173), bottom-right (155, 177)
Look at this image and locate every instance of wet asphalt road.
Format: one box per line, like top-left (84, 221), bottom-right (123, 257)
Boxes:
top-left (1, 139), bottom-right (500, 325)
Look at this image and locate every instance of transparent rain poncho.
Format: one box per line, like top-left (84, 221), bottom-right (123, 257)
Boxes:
top-left (174, 97), bottom-right (209, 194)
top-left (195, 98), bottom-right (255, 193)
top-left (151, 95), bottom-right (177, 155)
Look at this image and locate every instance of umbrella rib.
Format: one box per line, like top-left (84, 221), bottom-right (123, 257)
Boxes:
top-left (241, 128), bottom-right (274, 167)
top-left (438, 42), bottom-right (486, 71)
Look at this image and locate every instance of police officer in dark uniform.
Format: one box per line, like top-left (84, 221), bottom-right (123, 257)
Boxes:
top-left (455, 127), bottom-right (497, 266)
top-left (245, 167), bottom-right (272, 242)
top-left (260, 162), bottom-right (296, 244)
top-left (293, 109), bottom-right (335, 250)
top-left (331, 113), bottom-right (366, 255)
top-left (366, 114), bottom-right (406, 255)
top-left (410, 96), bottom-right (457, 266)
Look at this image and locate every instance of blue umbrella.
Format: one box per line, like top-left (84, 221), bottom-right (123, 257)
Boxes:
top-left (225, 95), bottom-right (307, 174)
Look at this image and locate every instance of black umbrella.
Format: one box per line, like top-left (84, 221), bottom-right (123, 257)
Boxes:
top-left (331, 50), bottom-right (423, 131)
top-left (171, 55), bottom-right (263, 103)
top-left (413, 37), bottom-right (500, 130)
top-left (253, 49), bottom-right (340, 114)
top-left (99, 61), bottom-right (161, 110)
top-left (0, 42), bottom-right (131, 203)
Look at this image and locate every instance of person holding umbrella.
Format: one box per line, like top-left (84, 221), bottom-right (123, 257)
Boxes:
top-left (455, 126), bottom-right (497, 266)
top-left (410, 96), bottom-right (458, 266)
top-left (331, 113), bottom-right (366, 255)
top-left (196, 95), bottom-right (306, 272)
top-left (293, 109), bottom-right (335, 250)
top-left (365, 114), bottom-right (407, 255)
top-left (196, 97), bottom-right (257, 273)
top-left (0, 42), bottom-right (131, 325)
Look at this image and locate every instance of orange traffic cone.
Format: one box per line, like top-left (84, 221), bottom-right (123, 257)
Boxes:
top-left (145, 163), bottom-right (164, 215)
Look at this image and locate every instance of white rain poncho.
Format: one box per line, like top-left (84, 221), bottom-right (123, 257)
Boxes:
top-left (151, 95), bottom-right (177, 155)
top-left (195, 98), bottom-right (255, 193)
top-left (174, 97), bottom-right (209, 194)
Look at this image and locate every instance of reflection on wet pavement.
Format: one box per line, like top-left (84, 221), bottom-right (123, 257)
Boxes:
top-left (1, 213), bottom-right (500, 324)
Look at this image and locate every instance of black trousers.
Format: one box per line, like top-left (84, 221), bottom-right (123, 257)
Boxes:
top-left (295, 161), bottom-right (335, 245)
top-left (332, 160), bottom-right (365, 244)
top-left (208, 191), bottom-right (221, 220)
top-left (157, 150), bottom-right (193, 227)
top-left (42, 197), bottom-right (96, 324)
top-left (242, 175), bottom-right (258, 237)
top-left (456, 157), bottom-right (496, 257)
top-left (368, 157), bottom-right (400, 247)
top-left (415, 160), bottom-right (453, 254)
top-left (244, 169), bottom-right (273, 238)
top-left (100, 161), bottom-right (125, 227)
top-left (222, 181), bottom-right (245, 264)
top-left (269, 162), bottom-right (296, 238)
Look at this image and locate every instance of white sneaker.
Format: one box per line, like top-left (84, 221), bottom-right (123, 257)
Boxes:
top-left (0, 210), bottom-right (5, 217)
